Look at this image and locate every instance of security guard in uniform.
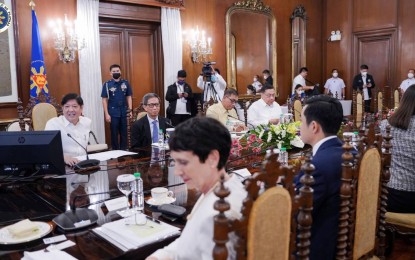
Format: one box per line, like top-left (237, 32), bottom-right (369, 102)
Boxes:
top-left (101, 64), bottom-right (132, 150)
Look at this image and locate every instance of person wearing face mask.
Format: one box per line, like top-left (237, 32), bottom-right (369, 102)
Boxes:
top-left (101, 64), bottom-right (132, 150)
top-left (197, 65), bottom-right (227, 102)
top-left (324, 69), bottom-right (346, 99)
top-left (291, 84), bottom-right (306, 103)
top-left (352, 64), bottom-right (376, 113)
top-left (262, 69), bottom-right (273, 86)
top-left (292, 67), bottom-right (315, 94)
top-left (399, 69), bottom-right (415, 93)
top-left (165, 70), bottom-right (193, 126)
top-left (252, 75), bottom-right (262, 92)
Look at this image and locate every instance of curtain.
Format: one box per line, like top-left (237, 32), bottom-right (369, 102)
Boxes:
top-left (77, 0), bottom-right (105, 144)
top-left (161, 7), bottom-right (183, 110)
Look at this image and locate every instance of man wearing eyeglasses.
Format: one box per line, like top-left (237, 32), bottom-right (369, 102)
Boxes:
top-left (131, 93), bottom-right (172, 149)
top-left (206, 88), bottom-right (240, 127)
top-left (247, 84), bottom-right (282, 127)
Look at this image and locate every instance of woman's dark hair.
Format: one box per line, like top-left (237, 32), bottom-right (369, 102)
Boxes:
top-left (304, 95), bottom-right (343, 136)
top-left (389, 84), bottom-right (415, 130)
top-left (247, 85), bottom-right (256, 95)
top-left (61, 93), bottom-right (84, 106)
top-left (169, 117), bottom-right (231, 170)
top-left (295, 84), bottom-right (303, 90)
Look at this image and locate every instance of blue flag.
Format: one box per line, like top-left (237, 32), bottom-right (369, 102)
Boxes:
top-left (29, 9), bottom-right (49, 98)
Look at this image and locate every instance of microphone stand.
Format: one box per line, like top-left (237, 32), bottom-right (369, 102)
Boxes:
top-left (67, 133), bottom-right (100, 172)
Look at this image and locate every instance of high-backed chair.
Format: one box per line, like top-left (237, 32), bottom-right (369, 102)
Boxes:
top-left (293, 99), bottom-right (302, 122)
top-left (6, 120), bottom-right (31, 131)
top-left (336, 123), bottom-right (391, 259)
top-left (377, 90), bottom-right (383, 113)
top-left (17, 92), bottom-right (62, 131)
top-left (393, 88), bottom-right (400, 109)
top-left (213, 151), bottom-right (315, 259)
top-left (127, 103), bottom-right (146, 150)
top-left (353, 90), bottom-right (364, 129)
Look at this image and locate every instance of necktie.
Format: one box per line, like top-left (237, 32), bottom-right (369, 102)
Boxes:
top-left (152, 120), bottom-right (158, 144)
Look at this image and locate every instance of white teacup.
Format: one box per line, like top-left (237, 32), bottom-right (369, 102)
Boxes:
top-left (151, 187), bottom-right (174, 202)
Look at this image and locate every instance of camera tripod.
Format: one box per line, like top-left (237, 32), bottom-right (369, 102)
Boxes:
top-left (203, 80), bottom-right (221, 104)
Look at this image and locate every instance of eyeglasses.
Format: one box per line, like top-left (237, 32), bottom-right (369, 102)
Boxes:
top-left (263, 93), bottom-right (276, 98)
top-left (226, 96), bottom-right (238, 104)
top-left (145, 103), bottom-right (160, 108)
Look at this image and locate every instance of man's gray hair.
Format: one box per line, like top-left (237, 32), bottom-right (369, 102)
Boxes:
top-left (142, 93), bottom-right (160, 105)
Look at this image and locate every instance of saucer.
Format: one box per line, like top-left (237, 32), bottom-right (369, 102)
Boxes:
top-left (146, 197), bottom-right (176, 206)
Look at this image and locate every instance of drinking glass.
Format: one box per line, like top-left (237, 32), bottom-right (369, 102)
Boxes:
top-left (117, 174), bottom-right (135, 213)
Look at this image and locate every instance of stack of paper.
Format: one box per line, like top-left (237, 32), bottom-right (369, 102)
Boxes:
top-left (93, 218), bottom-right (180, 251)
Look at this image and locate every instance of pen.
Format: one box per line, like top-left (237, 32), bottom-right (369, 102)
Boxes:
top-left (146, 215), bottom-right (161, 224)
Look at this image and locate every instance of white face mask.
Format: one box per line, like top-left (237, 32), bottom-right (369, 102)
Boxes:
top-left (408, 73), bottom-right (414, 79)
top-left (361, 71), bottom-right (367, 76)
top-left (263, 75), bottom-right (267, 79)
top-left (253, 78), bottom-right (258, 82)
top-left (332, 72), bottom-right (338, 78)
top-left (296, 90), bottom-right (304, 95)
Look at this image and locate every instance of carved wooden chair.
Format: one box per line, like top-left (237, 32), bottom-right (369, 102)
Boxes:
top-left (393, 87), bottom-right (400, 109)
top-left (376, 89), bottom-right (383, 113)
top-left (17, 92), bottom-right (62, 131)
top-left (336, 123), bottom-right (391, 259)
top-left (352, 90), bottom-right (364, 129)
top-left (213, 151), bottom-right (315, 259)
top-left (293, 99), bottom-right (302, 122)
top-left (127, 103), bottom-right (146, 150)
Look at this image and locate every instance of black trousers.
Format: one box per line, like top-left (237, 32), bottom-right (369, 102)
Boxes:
top-left (364, 99), bottom-right (371, 113)
top-left (170, 114), bottom-right (192, 127)
top-left (387, 187), bottom-right (415, 213)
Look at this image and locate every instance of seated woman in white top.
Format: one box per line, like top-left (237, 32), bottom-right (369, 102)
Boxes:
top-left (45, 93), bottom-right (91, 166)
top-left (247, 84), bottom-right (282, 127)
top-left (147, 117), bottom-right (246, 260)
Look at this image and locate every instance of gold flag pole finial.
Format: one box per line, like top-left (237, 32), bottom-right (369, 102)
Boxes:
top-left (29, 0), bottom-right (35, 10)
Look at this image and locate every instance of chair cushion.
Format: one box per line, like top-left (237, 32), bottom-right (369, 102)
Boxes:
top-left (385, 212), bottom-right (415, 229)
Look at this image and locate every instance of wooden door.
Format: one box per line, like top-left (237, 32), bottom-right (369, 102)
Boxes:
top-left (99, 21), bottom-right (163, 145)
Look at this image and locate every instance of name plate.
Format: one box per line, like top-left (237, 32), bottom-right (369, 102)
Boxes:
top-left (104, 197), bottom-right (128, 212)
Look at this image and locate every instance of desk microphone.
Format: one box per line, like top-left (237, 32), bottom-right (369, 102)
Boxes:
top-left (67, 133), bottom-right (100, 170)
top-left (227, 114), bottom-right (255, 129)
top-left (53, 189), bottom-right (116, 231)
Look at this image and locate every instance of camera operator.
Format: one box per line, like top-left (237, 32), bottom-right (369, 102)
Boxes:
top-left (197, 63), bottom-right (226, 102)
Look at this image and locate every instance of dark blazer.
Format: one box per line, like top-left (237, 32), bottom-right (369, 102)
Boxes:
top-left (265, 76), bottom-right (273, 85)
top-left (165, 82), bottom-right (193, 116)
top-left (295, 137), bottom-right (343, 260)
top-left (352, 74), bottom-right (376, 98)
top-left (131, 115), bottom-right (172, 149)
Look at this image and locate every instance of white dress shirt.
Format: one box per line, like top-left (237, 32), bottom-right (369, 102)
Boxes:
top-left (175, 82), bottom-right (190, 115)
top-left (247, 98), bottom-right (282, 127)
top-left (151, 174), bottom-right (246, 260)
top-left (197, 74), bottom-right (227, 102)
top-left (324, 77), bottom-right (346, 99)
top-left (361, 75), bottom-right (370, 100)
top-left (292, 74), bottom-right (306, 94)
top-left (400, 78), bottom-right (415, 93)
top-left (44, 116), bottom-right (91, 157)
top-left (252, 81), bottom-right (262, 91)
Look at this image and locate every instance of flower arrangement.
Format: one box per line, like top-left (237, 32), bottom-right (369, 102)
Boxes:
top-left (230, 121), bottom-right (304, 156)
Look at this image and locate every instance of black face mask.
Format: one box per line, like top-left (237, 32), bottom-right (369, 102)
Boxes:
top-left (112, 73), bottom-right (121, 79)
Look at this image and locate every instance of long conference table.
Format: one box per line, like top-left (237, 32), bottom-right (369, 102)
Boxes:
top-left (0, 147), bottom-right (204, 259)
top-left (0, 145), bottom-right (270, 260)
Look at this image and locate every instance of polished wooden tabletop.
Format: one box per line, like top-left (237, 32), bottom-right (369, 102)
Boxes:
top-left (0, 147), bottom-right (200, 260)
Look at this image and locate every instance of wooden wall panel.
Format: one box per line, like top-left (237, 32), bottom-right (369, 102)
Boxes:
top-left (0, 0), bottom-right (80, 120)
top-left (353, 0), bottom-right (398, 31)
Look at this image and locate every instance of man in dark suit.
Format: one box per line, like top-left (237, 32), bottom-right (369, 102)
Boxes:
top-left (352, 64), bottom-right (376, 112)
top-left (295, 95), bottom-right (344, 260)
top-left (165, 70), bottom-right (193, 126)
top-left (262, 69), bottom-right (273, 85)
top-left (131, 93), bottom-right (172, 149)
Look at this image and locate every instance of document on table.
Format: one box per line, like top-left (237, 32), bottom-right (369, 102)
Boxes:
top-left (93, 217), bottom-right (181, 252)
top-left (75, 150), bottom-right (137, 162)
